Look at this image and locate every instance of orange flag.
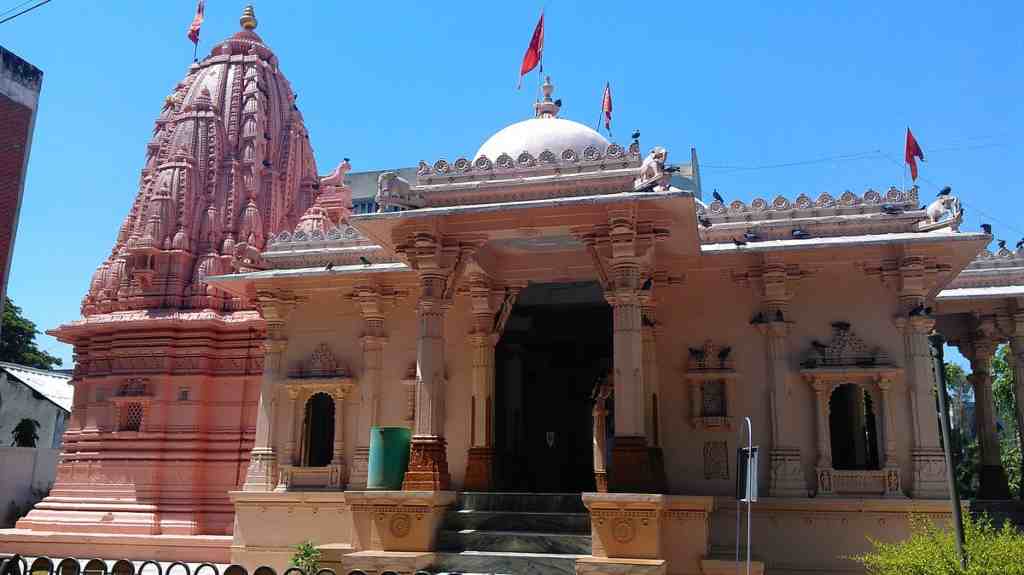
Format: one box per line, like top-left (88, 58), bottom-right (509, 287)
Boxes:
top-left (518, 12), bottom-right (544, 89)
top-left (187, 0), bottom-right (205, 45)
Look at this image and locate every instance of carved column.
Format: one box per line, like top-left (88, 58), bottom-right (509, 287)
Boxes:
top-left (808, 377), bottom-right (833, 496)
top-left (404, 272), bottom-right (452, 491)
top-left (274, 388), bottom-right (299, 491)
top-left (331, 389), bottom-right (347, 488)
top-left (601, 211), bottom-right (659, 493)
top-left (640, 292), bottom-right (666, 493)
top-left (876, 376), bottom-right (903, 496)
top-left (965, 333), bottom-right (1011, 499)
top-left (755, 258), bottom-right (807, 497)
top-left (893, 255), bottom-right (947, 498)
top-left (243, 292), bottom-right (296, 492)
top-left (465, 271), bottom-right (498, 491)
top-left (351, 286), bottom-right (387, 489)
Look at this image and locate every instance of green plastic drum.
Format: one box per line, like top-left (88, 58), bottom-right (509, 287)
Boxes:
top-left (367, 426), bottom-right (412, 490)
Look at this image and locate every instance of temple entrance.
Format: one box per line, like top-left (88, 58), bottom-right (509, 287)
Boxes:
top-left (494, 282), bottom-right (612, 492)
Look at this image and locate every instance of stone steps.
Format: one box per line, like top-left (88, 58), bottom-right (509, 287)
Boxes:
top-left (444, 510), bottom-right (590, 533)
top-left (429, 493), bottom-right (591, 575)
top-left (438, 529), bottom-right (591, 555)
top-left (432, 551), bottom-right (581, 575)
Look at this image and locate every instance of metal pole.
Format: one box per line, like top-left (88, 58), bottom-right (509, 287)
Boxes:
top-left (928, 332), bottom-right (967, 569)
top-left (745, 416), bottom-right (752, 575)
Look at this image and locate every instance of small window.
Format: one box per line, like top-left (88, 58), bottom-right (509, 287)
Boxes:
top-left (701, 380), bottom-right (726, 417)
top-left (177, 387), bottom-right (190, 401)
top-left (121, 402), bottom-right (144, 431)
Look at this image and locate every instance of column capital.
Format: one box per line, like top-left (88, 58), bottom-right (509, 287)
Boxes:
top-left (893, 315), bottom-right (935, 335)
top-left (755, 320), bottom-right (791, 338)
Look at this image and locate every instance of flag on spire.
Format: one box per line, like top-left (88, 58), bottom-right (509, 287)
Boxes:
top-left (187, 0), bottom-right (205, 45)
top-left (601, 82), bottom-right (613, 133)
top-left (905, 127), bottom-right (924, 182)
top-left (518, 11), bottom-right (544, 89)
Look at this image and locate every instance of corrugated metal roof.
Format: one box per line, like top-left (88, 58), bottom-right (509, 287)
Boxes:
top-left (0, 361), bottom-right (73, 412)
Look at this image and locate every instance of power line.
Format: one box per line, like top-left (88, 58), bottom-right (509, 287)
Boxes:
top-left (0, 0), bottom-right (52, 25)
top-left (0, 0), bottom-right (36, 19)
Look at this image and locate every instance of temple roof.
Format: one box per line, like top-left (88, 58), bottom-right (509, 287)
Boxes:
top-left (474, 76), bottom-right (610, 162)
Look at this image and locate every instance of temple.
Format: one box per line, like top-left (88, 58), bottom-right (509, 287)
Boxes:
top-left (3, 6), bottom-right (1024, 575)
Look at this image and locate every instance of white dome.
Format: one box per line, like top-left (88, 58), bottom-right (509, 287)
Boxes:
top-left (475, 117), bottom-right (610, 161)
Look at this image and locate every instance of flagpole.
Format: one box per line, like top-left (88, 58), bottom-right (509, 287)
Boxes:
top-left (193, 42), bottom-right (198, 63)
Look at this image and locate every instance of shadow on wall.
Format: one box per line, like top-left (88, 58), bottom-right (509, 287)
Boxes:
top-left (0, 447), bottom-right (57, 528)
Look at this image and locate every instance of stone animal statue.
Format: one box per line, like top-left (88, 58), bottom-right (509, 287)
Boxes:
top-left (925, 195), bottom-right (961, 225)
top-left (633, 146), bottom-right (672, 192)
top-left (375, 171), bottom-right (424, 212)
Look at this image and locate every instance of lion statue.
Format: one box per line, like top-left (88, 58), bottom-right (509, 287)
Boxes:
top-left (633, 146), bottom-right (672, 192)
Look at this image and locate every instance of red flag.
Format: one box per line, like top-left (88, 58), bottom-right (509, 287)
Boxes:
top-left (905, 127), bottom-right (924, 181)
top-left (517, 12), bottom-right (544, 89)
top-left (601, 82), bottom-right (613, 132)
top-left (187, 0), bottom-right (205, 45)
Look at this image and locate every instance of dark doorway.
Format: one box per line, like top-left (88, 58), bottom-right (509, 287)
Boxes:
top-left (828, 383), bottom-right (880, 470)
top-left (302, 392), bottom-right (335, 467)
top-left (494, 282), bottom-right (612, 492)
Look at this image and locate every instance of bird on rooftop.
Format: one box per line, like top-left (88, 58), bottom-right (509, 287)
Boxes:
top-left (750, 312), bottom-right (765, 325)
top-left (881, 203), bottom-right (903, 215)
top-left (699, 217), bottom-right (712, 228)
top-left (937, 186), bottom-right (952, 197)
top-left (981, 223), bottom-right (993, 235)
top-left (743, 230), bottom-right (760, 242)
top-left (359, 256), bottom-right (371, 266)
top-left (554, 98), bottom-right (562, 107)
top-left (792, 229), bottom-right (811, 239)
top-left (732, 237), bottom-right (747, 247)
top-left (908, 303), bottom-right (925, 316)
top-left (774, 309), bottom-right (785, 322)
top-left (712, 190), bottom-right (724, 203)
top-left (1017, 239), bottom-right (1024, 250)
top-left (325, 262), bottom-right (334, 271)
top-left (631, 130), bottom-right (641, 141)
top-left (641, 277), bottom-right (653, 290)
top-left (998, 239), bottom-right (1007, 250)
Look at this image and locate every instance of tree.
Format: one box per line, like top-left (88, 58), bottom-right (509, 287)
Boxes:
top-left (946, 362), bottom-right (979, 497)
top-left (10, 418), bottom-right (40, 447)
top-left (0, 296), bottom-right (61, 370)
top-left (991, 345), bottom-right (1022, 497)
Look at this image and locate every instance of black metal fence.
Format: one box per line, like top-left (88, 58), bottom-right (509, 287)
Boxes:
top-left (0, 556), bottom-right (434, 575)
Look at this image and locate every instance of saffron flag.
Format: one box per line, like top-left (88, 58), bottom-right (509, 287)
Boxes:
top-left (188, 0), bottom-right (205, 45)
top-left (518, 12), bottom-right (544, 89)
top-left (905, 127), bottom-right (924, 181)
top-left (602, 82), bottom-right (613, 132)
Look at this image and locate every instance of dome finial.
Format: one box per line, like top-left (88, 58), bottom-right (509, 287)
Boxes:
top-left (240, 4), bottom-right (258, 30)
top-left (534, 75), bottom-right (560, 119)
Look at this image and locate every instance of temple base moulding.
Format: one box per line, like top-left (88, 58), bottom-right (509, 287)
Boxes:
top-left (463, 446), bottom-right (495, 491)
top-left (609, 436), bottom-right (654, 493)
top-left (346, 490), bottom-right (455, 553)
top-left (402, 436), bottom-right (450, 491)
top-left (911, 449), bottom-right (950, 499)
top-left (768, 448), bottom-right (807, 498)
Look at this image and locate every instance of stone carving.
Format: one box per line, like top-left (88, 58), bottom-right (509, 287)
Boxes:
top-left (699, 187), bottom-right (918, 219)
top-left (633, 146), bottom-right (673, 191)
top-left (703, 441), bottom-right (729, 480)
top-left (376, 171), bottom-right (424, 212)
top-left (687, 340), bottom-right (734, 371)
top-left (924, 194), bottom-right (962, 226)
top-left (611, 517), bottom-right (636, 543)
top-left (801, 322), bottom-right (891, 368)
top-left (290, 343), bottom-right (350, 379)
top-left (389, 513), bottom-right (412, 538)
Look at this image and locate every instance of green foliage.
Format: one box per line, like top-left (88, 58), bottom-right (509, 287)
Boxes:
top-left (852, 513), bottom-right (1024, 574)
top-left (945, 361), bottom-right (979, 497)
top-left (11, 418), bottom-right (40, 447)
top-left (291, 540), bottom-right (321, 574)
top-left (991, 345), bottom-right (1022, 496)
top-left (0, 297), bottom-right (62, 370)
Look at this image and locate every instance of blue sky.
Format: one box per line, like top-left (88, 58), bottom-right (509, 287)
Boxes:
top-left (3, 1), bottom-right (1021, 366)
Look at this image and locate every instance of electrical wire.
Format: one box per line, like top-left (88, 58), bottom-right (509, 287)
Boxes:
top-left (0, 0), bottom-right (36, 19)
top-left (0, 0), bottom-right (52, 25)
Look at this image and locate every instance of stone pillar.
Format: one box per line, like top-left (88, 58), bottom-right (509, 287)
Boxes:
top-left (606, 265), bottom-right (652, 492)
top-left (274, 388), bottom-right (299, 491)
top-left (640, 293), bottom-right (667, 493)
top-left (403, 271), bottom-right (451, 491)
top-left (893, 314), bottom-right (946, 498)
top-left (464, 273), bottom-right (497, 491)
top-left (966, 335), bottom-right (1011, 499)
top-left (242, 323), bottom-right (289, 492)
top-left (593, 380), bottom-right (613, 492)
top-left (331, 390), bottom-right (347, 488)
top-left (351, 287), bottom-right (387, 489)
top-left (761, 319), bottom-right (805, 496)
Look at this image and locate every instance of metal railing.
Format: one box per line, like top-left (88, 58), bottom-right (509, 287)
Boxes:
top-left (0, 556), bottom-right (435, 575)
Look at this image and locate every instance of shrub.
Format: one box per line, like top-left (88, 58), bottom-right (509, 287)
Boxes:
top-left (291, 540), bottom-right (322, 575)
top-left (852, 513), bottom-right (1024, 574)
